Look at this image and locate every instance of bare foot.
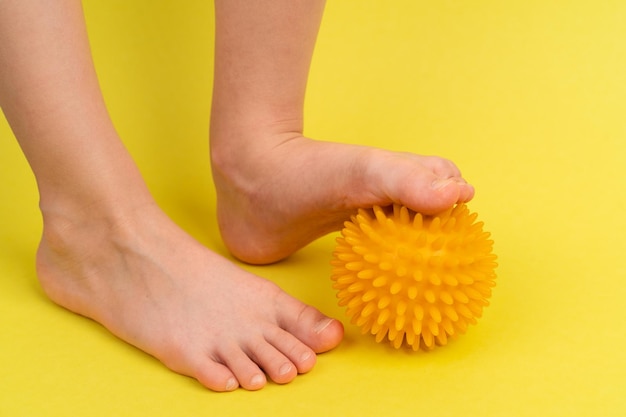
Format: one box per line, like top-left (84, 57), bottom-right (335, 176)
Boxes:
top-left (211, 134), bottom-right (475, 264)
top-left (36, 201), bottom-right (343, 391)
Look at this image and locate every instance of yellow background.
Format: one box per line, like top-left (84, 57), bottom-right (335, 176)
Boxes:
top-left (1, 1), bottom-right (625, 415)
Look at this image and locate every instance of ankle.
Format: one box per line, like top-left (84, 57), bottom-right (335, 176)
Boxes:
top-left (38, 169), bottom-right (155, 222)
top-left (36, 194), bottom-right (162, 306)
top-left (38, 191), bottom-right (158, 266)
top-left (210, 112), bottom-right (304, 174)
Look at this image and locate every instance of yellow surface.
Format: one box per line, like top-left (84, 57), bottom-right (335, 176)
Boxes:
top-left (1, 1), bottom-right (625, 415)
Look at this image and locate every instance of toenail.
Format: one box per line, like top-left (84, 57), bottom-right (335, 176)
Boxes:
top-left (225, 377), bottom-right (238, 391)
top-left (314, 318), bottom-right (334, 334)
top-left (431, 178), bottom-right (455, 190)
top-left (250, 374), bottom-right (265, 387)
top-left (300, 351), bottom-right (312, 362)
top-left (279, 363), bottom-right (294, 376)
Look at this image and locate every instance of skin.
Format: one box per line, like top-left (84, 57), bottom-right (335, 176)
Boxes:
top-left (0, 0), bottom-right (473, 391)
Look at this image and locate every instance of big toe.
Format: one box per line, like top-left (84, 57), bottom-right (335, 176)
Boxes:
top-left (373, 154), bottom-right (474, 215)
top-left (277, 293), bottom-right (344, 353)
top-left (309, 314), bottom-right (345, 353)
top-left (430, 177), bottom-right (474, 205)
top-left (398, 175), bottom-right (474, 215)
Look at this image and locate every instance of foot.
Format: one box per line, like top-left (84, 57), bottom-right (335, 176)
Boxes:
top-left (211, 134), bottom-right (475, 264)
top-left (36, 201), bottom-right (344, 391)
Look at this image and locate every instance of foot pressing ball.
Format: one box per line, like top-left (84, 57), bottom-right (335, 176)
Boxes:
top-left (331, 204), bottom-right (497, 350)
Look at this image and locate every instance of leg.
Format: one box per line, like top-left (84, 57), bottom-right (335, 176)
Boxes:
top-left (210, 0), bottom-right (475, 265)
top-left (0, 0), bottom-right (342, 391)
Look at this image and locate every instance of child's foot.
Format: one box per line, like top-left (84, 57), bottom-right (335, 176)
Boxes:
top-left (36, 201), bottom-right (343, 391)
top-left (211, 134), bottom-right (474, 264)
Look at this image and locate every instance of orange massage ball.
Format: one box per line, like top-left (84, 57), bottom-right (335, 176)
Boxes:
top-left (331, 204), bottom-right (497, 350)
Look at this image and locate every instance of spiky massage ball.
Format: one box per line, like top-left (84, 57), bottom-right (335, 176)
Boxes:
top-left (331, 204), bottom-right (497, 350)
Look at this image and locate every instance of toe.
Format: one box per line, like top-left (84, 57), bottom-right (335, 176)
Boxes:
top-left (264, 326), bottom-right (317, 374)
top-left (220, 346), bottom-right (267, 391)
top-left (397, 175), bottom-right (459, 215)
top-left (246, 339), bottom-right (299, 384)
top-left (404, 172), bottom-right (476, 215)
top-left (165, 350), bottom-right (240, 392)
top-left (370, 154), bottom-right (462, 215)
top-left (457, 181), bottom-right (475, 203)
top-left (194, 359), bottom-right (240, 392)
top-left (276, 292), bottom-right (344, 354)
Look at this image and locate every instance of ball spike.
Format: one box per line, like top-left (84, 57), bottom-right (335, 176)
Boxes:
top-left (413, 212), bottom-right (423, 229)
top-left (399, 205), bottom-right (410, 224)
